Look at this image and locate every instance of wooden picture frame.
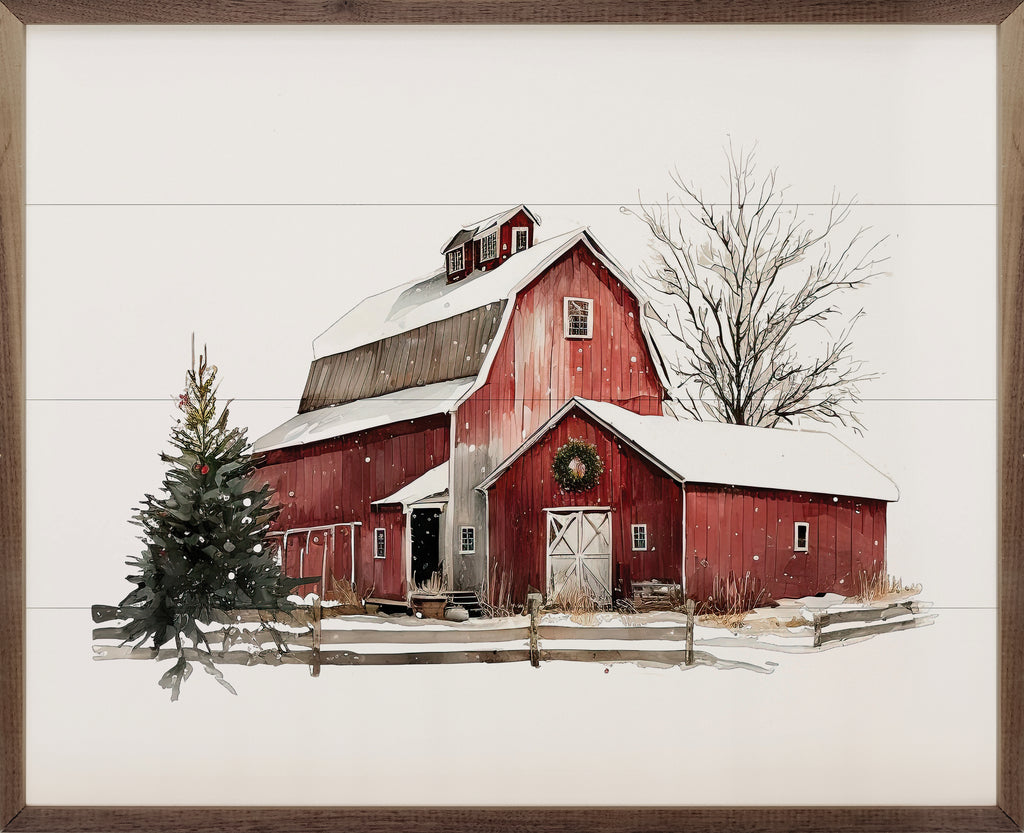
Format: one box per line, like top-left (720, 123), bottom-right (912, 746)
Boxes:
top-left (1, 2), bottom-right (1021, 831)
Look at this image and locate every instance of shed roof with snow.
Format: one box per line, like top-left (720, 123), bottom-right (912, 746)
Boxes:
top-left (253, 378), bottom-right (474, 453)
top-left (478, 398), bottom-right (899, 502)
top-left (372, 461), bottom-right (449, 509)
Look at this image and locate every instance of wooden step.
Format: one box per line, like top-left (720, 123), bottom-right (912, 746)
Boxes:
top-left (443, 590), bottom-right (485, 616)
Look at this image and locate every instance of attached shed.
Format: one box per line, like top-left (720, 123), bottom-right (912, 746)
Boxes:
top-left (253, 379), bottom-right (471, 601)
top-left (479, 398), bottom-right (899, 607)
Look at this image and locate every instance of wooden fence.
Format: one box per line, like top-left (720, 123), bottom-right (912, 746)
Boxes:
top-left (93, 599), bottom-right (700, 672)
top-left (92, 599), bottom-right (926, 672)
top-left (811, 601), bottom-right (924, 647)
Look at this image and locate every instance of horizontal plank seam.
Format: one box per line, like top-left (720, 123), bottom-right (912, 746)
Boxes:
top-left (24, 202), bottom-right (1000, 208)
top-left (22, 397), bottom-right (1002, 403)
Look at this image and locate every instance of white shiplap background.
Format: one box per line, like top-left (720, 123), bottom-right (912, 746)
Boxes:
top-left (25, 24), bottom-right (997, 806)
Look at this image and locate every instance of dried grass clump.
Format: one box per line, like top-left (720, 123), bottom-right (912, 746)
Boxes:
top-left (414, 569), bottom-right (446, 597)
top-left (321, 577), bottom-right (371, 615)
top-left (546, 583), bottom-right (599, 625)
top-left (324, 577), bottom-right (361, 606)
top-left (482, 560), bottom-right (525, 618)
top-left (698, 572), bottom-right (773, 625)
top-left (701, 610), bottom-right (749, 629)
top-left (856, 571), bottom-right (922, 604)
top-left (480, 599), bottom-right (524, 618)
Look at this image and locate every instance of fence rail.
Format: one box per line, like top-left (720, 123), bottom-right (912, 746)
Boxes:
top-left (812, 601), bottom-right (924, 647)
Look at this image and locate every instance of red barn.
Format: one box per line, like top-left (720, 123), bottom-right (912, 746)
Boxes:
top-left (253, 206), bottom-right (898, 608)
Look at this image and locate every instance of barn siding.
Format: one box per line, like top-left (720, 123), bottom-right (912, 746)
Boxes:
top-left (685, 483), bottom-right (886, 603)
top-left (253, 414), bottom-right (450, 600)
top-left (486, 412), bottom-right (683, 607)
top-left (449, 241), bottom-right (666, 592)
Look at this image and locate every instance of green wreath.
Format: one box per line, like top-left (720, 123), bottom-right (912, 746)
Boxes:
top-left (552, 438), bottom-right (604, 492)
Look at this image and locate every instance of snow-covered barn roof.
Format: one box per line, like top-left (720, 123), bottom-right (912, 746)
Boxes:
top-left (477, 398), bottom-right (899, 502)
top-left (315, 227), bottom-right (575, 359)
top-left (311, 226), bottom-right (673, 395)
top-left (372, 461), bottom-right (449, 508)
top-left (252, 378), bottom-right (474, 453)
top-left (440, 204), bottom-right (541, 253)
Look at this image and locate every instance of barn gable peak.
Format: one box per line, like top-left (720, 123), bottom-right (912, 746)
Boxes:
top-left (440, 205), bottom-right (541, 284)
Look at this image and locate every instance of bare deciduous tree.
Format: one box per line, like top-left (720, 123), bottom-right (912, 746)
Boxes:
top-left (624, 148), bottom-right (887, 432)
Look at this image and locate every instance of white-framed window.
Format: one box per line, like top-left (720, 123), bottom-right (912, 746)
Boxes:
top-left (564, 297), bottom-right (594, 338)
top-left (794, 522), bottom-right (809, 552)
top-left (631, 524), bottom-right (648, 551)
top-left (447, 247), bottom-right (464, 274)
top-left (513, 226), bottom-right (529, 253)
top-left (460, 526), bottom-right (476, 554)
top-left (480, 231), bottom-right (498, 262)
top-left (374, 527), bottom-right (387, 559)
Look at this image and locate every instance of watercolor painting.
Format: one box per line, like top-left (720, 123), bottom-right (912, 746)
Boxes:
top-left (23, 25), bottom-right (991, 808)
top-left (92, 149), bottom-right (934, 698)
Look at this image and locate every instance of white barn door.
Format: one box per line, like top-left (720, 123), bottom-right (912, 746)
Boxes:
top-left (546, 510), bottom-right (612, 605)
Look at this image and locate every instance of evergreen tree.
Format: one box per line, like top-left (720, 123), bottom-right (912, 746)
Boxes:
top-left (100, 345), bottom-right (302, 699)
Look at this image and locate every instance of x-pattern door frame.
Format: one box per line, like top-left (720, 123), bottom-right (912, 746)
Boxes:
top-left (544, 507), bottom-right (612, 603)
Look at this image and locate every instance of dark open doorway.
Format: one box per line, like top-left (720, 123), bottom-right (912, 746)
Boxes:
top-left (410, 508), bottom-right (441, 587)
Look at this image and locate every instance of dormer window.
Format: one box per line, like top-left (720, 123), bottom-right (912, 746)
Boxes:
top-left (480, 231), bottom-right (498, 262)
top-left (441, 207), bottom-right (539, 279)
top-left (513, 227), bottom-right (529, 253)
top-left (564, 297), bottom-right (593, 339)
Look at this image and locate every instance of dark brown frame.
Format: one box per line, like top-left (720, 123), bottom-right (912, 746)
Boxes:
top-left (1, 2), bottom-right (1021, 831)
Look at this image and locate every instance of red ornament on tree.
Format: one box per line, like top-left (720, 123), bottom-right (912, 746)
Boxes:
top-left (201, 465), bottom-right (210, 475)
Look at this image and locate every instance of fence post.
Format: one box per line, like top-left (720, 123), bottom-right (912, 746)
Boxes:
top-left (310, 596), bottom-right (322, 677)
top-left (813, 612), bottom-right (822, 648)
top-left (685, 599), bottom-right (695, 666)
top-left (527, 592), bottom-right (543, 668)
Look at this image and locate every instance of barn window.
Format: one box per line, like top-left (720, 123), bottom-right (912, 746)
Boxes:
top-left (564, 297), bottom-right (594, 339)
top-left (460, 526), bottom-right (476, 554)
top-left (794, 522), bottom-right (809, 552)
top-left (480, 231), bottom-right (498, 262)
top-left (631, 524), bottom-right (648, 551)
top-left (374, 527), bottom-right (387, 559)
top-left (513, 226), bottom-right (529, 253)
top-left (447, 248), bottom-right (464, 275)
